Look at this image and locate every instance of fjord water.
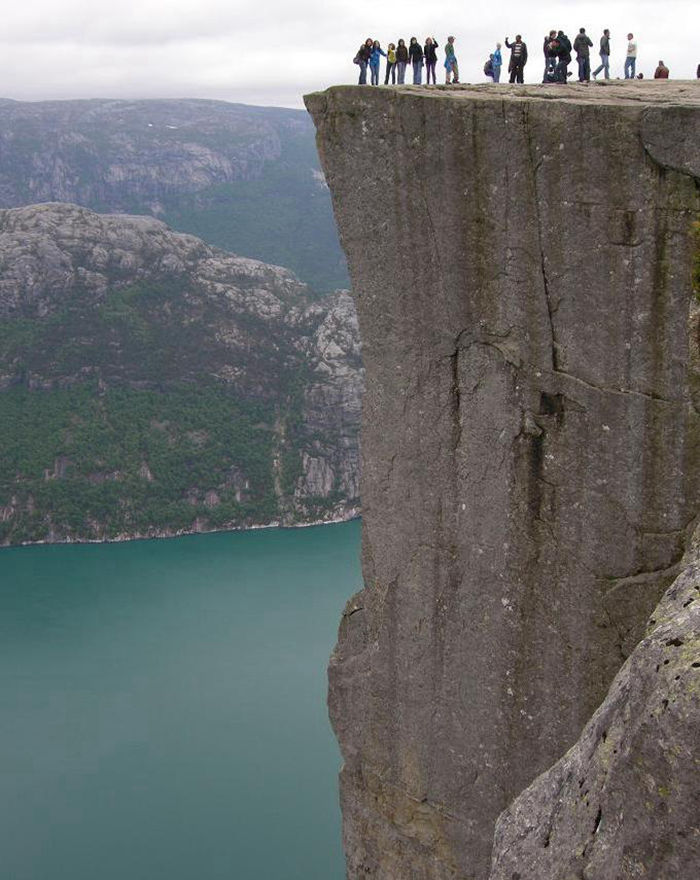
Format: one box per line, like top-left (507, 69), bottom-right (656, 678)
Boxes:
top-left (0, 521), bottom-right (360, 880)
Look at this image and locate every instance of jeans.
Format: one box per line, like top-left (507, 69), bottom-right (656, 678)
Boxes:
top-left (412, 61), bottom-right (422, 84)
top-left (492, 65), bottom-right (501, 82)
top-left (577, 56), bottom-right (590, 81)
top-left (358, 60), bottom-right (368, 85)
top-left (624, 56), bottom-right (636, 78)
top-left (425, 60), bottom-right (436, 84)
top-left (384, 62), bottom-right (396, 84)
top-left (370, 63), bottom-right (379, 85)
top-left (396, 61), bottom-right (407, 84)
top-left (592, 53), bottom-right (609, 78)
top-left (556, 58), bottom-right (569, 82)
top-left (445, 59), bottom-right (459, 83)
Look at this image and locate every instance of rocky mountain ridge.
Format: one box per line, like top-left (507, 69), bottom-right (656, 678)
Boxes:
top-left (0, 97), bottom-right (347, 292)
top-left (0, 202), bottom-right (362, 545)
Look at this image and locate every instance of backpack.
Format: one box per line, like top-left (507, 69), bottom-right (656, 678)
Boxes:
top-left (484, 58), bottom-right (493, 76)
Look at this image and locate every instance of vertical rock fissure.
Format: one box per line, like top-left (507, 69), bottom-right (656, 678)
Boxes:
top-left (523, 103), bottom-right (560, 372)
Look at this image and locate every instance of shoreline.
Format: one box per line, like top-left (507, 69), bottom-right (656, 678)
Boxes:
top-left (1, 506), bottom-right (361, 551)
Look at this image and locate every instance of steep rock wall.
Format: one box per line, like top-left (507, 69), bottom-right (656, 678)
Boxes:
top-left (305, 83), bottom-right (700, 879)
top-left (489, 528), bottom-right (700, 879)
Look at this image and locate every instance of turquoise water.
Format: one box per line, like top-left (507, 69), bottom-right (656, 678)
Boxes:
top-left (0, 520), bottom-right (360, 880)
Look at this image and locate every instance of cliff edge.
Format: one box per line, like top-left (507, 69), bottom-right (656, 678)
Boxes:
top-left (305, 83), bottom-right (700, 879)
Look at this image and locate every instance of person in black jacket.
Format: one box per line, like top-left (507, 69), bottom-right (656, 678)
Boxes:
top-left (505, 35), bottom-right (528, 83)
top-left (355, 38), bottom-right (373, 85)
top-left (543, 30), bottom-right (558, 81)
top-left (409, 37), bottom-right (424, 84)
top-left (424, 37), bottom-right (439, 84)
top-left (555, 30), bottom-right (572, 82)
top-left (592, 29), bottom-right (611, 79)
top-left (573, 28), bottom-right (593, 82)
top-left (396, 39), bottom-right (409, 84)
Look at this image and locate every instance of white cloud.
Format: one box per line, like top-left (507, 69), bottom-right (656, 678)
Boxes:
top-left (0, 1), bottom-right (696, 107)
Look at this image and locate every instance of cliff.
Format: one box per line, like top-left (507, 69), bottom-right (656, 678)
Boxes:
top-left (489, 533), bottom-right (700, 879)
top-left (305, 82), bottom-right (700, 879)
top-left (0, 98), bottom-right (347, 291)
top-left (0, 203), bottom-right (361, 544)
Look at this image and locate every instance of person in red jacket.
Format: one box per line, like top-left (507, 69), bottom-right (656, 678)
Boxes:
top-left (654, 60), bottom-right (670, 79)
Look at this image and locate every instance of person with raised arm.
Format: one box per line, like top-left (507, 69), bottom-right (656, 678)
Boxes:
top-left (505, 34), bottom-right (528, 83)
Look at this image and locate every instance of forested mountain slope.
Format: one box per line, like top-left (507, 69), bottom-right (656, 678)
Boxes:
top-left (0, 203), bottom-right (361, 544)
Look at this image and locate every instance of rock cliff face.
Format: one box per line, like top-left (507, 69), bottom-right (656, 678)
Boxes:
top-left (489, 531), bottom-right (700, 879)
top-left (0, 203), bottom-right (361, 544)
top-left (305, 83), bottom-right (700, 879)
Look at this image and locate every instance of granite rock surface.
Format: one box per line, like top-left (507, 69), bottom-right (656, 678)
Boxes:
top-left (305, 82), bottom-right (700, 879)
top-left (489, 532), bottom-right (700, 880)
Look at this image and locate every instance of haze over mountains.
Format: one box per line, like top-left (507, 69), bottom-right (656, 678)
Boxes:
top-left (0, 99), bottom-right (360, 545)
top-left (0, 98), bottom-right (348, 293)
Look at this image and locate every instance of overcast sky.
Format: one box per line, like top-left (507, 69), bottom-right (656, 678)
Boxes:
top-left (0, 1), bottom-right (697, 108)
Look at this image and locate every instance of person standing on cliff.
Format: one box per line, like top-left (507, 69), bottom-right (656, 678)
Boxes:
top-left (384, 43), bottom-right (397, 84)
top-left (624, 33), bottom-right (638, 78)
top-left (492, 42), bottom-right (503, 82)
top-left (354, 38), bottom-right (373, 85)
top-left (396, 39), bottom-right (409, 84)
top-left (424, 37), bottom-right (439, 85)
top-left (573, 28), bottom-right (593, 82)
top-left (592, 29), bottom-right (611, 79)
top-left (409, 37), bottom-right (424, 84)
top-left (444, 36), bottom-right (459, 83)
top-left (555, 30), bottom-right (572, 82)
top-left (369, 41), bottom-right (387, 86)
top-left (543, 30), bottom-right (557, 81)
top-left (506, 35), bottom-right (528, 83)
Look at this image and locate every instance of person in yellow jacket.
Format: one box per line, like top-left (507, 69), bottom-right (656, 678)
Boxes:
top-left (385, 43), bottom-right (397, 84)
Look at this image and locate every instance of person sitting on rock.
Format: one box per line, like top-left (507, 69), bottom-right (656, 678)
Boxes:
top-left (505, 34), bottom-right (528, 83)
top-left (654, 60), bottom-right (670, 79)
top-left (444, 36), bottom-right (459, 84)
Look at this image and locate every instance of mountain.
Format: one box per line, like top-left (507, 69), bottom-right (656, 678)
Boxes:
top-left (0, 98), bottom-right (348, 293)
top-left (0, 203), bottom-right (362, 545)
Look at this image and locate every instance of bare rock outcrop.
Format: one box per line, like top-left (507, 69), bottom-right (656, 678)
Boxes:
top-left (305, 82), bottom-right (700, 878)
top-left (489, 536), bottom-right (700, 879)
top-left (0, 202), bottom-right (362, 543)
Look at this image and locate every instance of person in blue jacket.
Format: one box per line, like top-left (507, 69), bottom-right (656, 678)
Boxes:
top-left (492, 42), bottom-right (503, 81)
top-left (369, 41), bottom-right (387, 86)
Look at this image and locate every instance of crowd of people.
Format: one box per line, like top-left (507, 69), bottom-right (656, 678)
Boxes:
top-left (354, 29), bottom-right (686, 86)
top-left (353, 36), bottom-right (460, 85)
